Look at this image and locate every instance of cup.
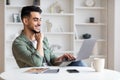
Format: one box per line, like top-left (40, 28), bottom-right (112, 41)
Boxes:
top-left (91, 58), bottom-right (105, 72)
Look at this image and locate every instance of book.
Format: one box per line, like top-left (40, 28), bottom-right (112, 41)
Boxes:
top-left (25, 68), bottom-right (49, 74)
top-left (25, 68), bottom-right (59, 74)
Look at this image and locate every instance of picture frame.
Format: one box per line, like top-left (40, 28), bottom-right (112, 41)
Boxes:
top-left (13, 13), bottom-right (21, 23)
top-left (33, 0), bottom-right (40, 6)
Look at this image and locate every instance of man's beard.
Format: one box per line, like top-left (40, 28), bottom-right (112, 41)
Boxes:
top-left (31, 29), bottom-right (40, 33)
top-left (29, 24), bottom-right (41, 33)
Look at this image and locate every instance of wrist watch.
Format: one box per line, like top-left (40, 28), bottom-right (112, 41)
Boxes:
top-left (85, 0), bottom-right (95, 7)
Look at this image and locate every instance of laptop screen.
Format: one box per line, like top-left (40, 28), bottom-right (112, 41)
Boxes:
top-left (76, 39), bottom-right (96, 61)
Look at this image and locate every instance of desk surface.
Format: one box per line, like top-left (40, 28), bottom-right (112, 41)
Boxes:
top-left (0, 67), bottom-right (120, 80)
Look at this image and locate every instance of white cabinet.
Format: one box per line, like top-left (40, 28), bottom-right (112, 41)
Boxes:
top-left (74, 0), bottom-right (107, 56)
top-left (4, 0), bottom-right (108, 71)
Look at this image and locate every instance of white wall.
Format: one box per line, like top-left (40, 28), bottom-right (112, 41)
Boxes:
top-left (0, 3), bottom-right (4, 73)
top-left (114, 0), bottom-right (120, 71)
top-left (108, 0), bottom-right (120, 71)
top-left (108, 0), bottom-right (115, 70)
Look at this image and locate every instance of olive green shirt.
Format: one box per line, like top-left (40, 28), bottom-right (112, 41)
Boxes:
top-left (12, 32), bottom-right (56, 68)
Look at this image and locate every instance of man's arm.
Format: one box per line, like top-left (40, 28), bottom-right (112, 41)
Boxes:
top-left (35, 33), bottom-right (44, 57)
top-left (12, 41), bottom-right (44, 67)
top-left (42, 37), bottom-right (75, 66)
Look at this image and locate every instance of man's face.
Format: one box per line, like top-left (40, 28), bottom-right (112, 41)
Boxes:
top-left (26, 12), bottom-right (42, 33)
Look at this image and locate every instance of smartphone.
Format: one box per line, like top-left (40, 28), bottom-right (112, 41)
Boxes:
top-left (66, 69), bottom-right (79, 73)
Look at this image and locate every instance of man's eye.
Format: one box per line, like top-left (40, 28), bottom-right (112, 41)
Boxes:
top-left (34, 18), bottom-right (38, 21)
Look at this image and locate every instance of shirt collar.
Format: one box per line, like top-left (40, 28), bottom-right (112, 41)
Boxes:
top-left (20, 31), bottom-right (30, 43)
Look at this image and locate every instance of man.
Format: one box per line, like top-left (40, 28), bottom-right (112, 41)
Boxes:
top-left (12, 6), bottom-right (87, 68)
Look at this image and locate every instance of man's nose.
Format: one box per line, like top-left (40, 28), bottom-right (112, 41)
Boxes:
top-left (38, 20), bottom-right (41, 25)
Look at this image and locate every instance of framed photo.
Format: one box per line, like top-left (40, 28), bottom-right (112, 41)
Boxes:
top-left (13, 13), bottom-right (21, 23)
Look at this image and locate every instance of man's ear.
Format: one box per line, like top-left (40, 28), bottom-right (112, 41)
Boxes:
top-left (22, 17), bottom-right (29, 25)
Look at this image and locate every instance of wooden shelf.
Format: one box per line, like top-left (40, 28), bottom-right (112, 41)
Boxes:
top-left (45, 32), bottom-right (74, 35)
top-left (76, 23), bottom-right (106, 26)
top-left (42, 13), bottom-right (74, 16)
top-left (76, 7), bottom-right (105, 10)
top-left (5, 5), bottom-right (23, 8)
top-left (75, 39), bottom-right (106, 42)
top-left (6, 22), bottom-right (22, 25)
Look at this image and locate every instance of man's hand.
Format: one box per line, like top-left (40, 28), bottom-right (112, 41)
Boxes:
top-left (61, 53), bottom-right (76, 61)
top-left (35, 33), bottom-right (44, 57)
top-left (35, 33), bottom-right (44, 43)
top-left (55, 53), bottom-right (76, 63)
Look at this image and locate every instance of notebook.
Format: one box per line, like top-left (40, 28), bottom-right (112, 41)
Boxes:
top-left (25, 68), bottom-right (59, 74)
top-left (63, 38), bottom-right (96, 62)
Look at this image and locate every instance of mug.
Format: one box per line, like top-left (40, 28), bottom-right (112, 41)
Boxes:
top-left (91, 58), bottom-right (105, 72)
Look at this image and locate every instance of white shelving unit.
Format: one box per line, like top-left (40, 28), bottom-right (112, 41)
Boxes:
top-left (40, 0), bottom-right (74, 57)
top-left (74, 0), bottom-right (107, 66)
top-left (4, 0), bottom-right (108, 71)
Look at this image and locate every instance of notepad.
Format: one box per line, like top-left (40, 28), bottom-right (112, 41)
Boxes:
top-left (25, 68), bottom-right (59, 74)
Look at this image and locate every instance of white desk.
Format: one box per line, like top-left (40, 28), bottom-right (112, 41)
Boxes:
top-left (0, 67), bottom-right (120, 80)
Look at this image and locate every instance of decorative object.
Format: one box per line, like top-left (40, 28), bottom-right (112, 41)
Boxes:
top-left (82, 33), bottom-right (91, 39)
top-left (50, 7), bottom-right (54, 13)
top-left (55, 4), bottom-right (61, 13)
top-left (46, 20), bottom-right (52, 32)
top-left (50, 44), bottom-right (61, 51)
top-left (74, 26), bottom-right (79, 39)
top-left (59, 26), bottom-right (63, 32)
top-left (89, 17), bottom-right (95, 23)
top-left (13, 13), bottom-right (21, 23)
top-left (6, 0), bottom-right (10, 5)
top-left (85, 0), bottom-right (95, 7)
top-left (50, 1), bottom-right (57, 13)
top-left (54, 26), bottom-right (63, 32)
top-left (50, 1), bottom-right (62, 13)
top-left (33, 0), bottom-right (40, 6)
top-left (60, 10), bottom-right (64, 14)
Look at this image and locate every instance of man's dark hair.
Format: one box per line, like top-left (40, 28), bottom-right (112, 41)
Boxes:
top-left (21, 6), bottom-right (42, 20)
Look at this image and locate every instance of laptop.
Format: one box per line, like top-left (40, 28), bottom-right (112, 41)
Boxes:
top-left (63, 38), bottom-right (96, 62)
